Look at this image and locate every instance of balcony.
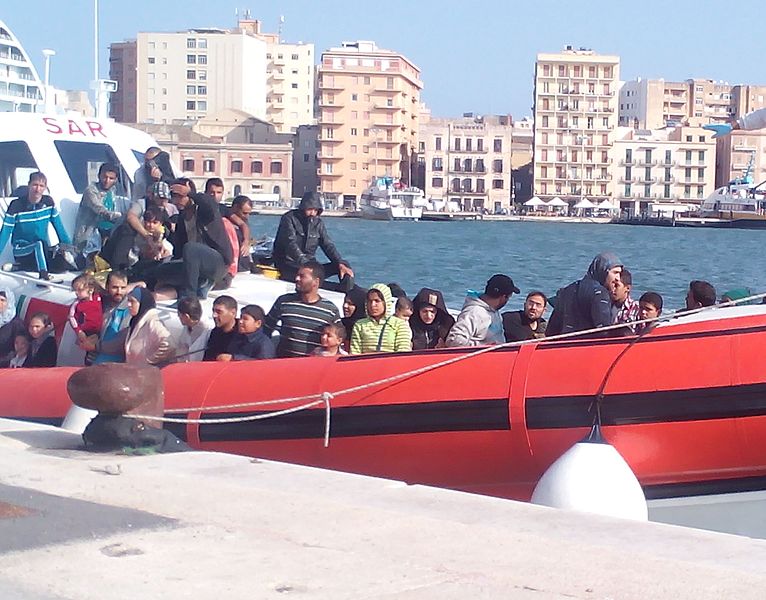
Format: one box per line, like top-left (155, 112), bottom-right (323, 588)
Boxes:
top-left (373, 103), bottom-right (399, 111)
top-left (318, 136), bottom-right (342, 144)
top-left (376, 156), bottom-right (400, 163)
top-left (318, 117), bottom-right (342, 126)
top-left (372, 120), bottom-right (402, 128)
top-left (317, 100), bottom-right (343, 108)
top-left (374, 85), bottom-right (400, 94)
top-left (319, 81), bottom-right (345, 91)
top-left (620, 159), bottom-right (636, 166)
top-left (619, 176), bottom-right (636, 184)
top-left (316, 153), bottom-right (342, 161)
top-left (268, 70), bottom-right (285, 81)
top-left (637, 176), bottom-right (657, 184)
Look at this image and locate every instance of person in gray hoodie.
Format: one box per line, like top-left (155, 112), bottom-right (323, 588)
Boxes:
top-left (546, 252), bottom-right (623, 338)
top-left (446, 274), bottom-right (519, 347)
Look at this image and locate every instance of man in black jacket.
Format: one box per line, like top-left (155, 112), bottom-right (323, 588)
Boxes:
top-left (145, 179), bottom-right (233, 299)
top-left (273, 191), bottom-right (353, 291)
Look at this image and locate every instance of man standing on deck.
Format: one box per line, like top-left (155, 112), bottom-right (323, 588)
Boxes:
top-left (263, 260), bottom-right (341, 358)
top-left (546, 252), bottom-right (623, 338)
top-left (272, 191), bottom-right (354, 292)
top-left (205, 178), bottom-right (252, 264)
top-left (0, 171), bottom-right (73, 281)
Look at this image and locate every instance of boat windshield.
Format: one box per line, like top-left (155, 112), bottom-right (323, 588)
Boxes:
top-left (0, 140), bottom-right (38, 199)
top-left (54, 140), bottom-right (131, 197)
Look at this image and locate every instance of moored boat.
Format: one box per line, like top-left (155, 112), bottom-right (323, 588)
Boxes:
top-left (359, 176), bottom-right (425, 221)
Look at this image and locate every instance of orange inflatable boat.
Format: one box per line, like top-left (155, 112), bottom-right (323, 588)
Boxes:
top-left (5, 293), bottom-right (766, 503)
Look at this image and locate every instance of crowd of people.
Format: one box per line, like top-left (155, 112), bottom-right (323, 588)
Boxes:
top-left (0, 148), bottom-right (749, 369)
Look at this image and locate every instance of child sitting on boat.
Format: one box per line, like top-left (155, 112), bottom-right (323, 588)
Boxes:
top-left (218, 304), bottom-right (275, 361)
top-left (313, 323), bottom-right (348, 357)
top-left (68, 274), bottom-right (103, 344)
top-left (0, 333), bottom-right (32, 368)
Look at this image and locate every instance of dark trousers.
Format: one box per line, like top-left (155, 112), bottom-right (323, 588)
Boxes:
top-left (276, 262), bottom-right (353, 292)
top-left (99, 224), bottom-right (136, 270)
top-left (145, 243), bottom-right (227, 299)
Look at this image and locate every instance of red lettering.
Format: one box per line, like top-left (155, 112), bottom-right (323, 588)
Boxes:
top-left (42, 117), bottom-right (62, 135)
top-left (85, 121), bottom-right (106, 138)
top-left (67, 120), bottom-right (86, 136)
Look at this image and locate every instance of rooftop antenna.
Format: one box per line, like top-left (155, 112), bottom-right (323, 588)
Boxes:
top-left (278, 15), bottom-right (285, 41)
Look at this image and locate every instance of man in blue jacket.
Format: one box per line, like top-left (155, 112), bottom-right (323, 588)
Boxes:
top-left (0, 171), bottom-right (72, 281)
top-left (547, 252), bottom-right (623, 338)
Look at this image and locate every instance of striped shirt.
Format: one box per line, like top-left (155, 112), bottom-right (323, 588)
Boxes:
top-left (263, 293), bottom-right (340, 357)
top-left (0, 195), bottom-right (71, 253)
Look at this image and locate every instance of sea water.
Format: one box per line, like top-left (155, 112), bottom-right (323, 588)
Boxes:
top-left (250, 216), bottom-right (766, 310)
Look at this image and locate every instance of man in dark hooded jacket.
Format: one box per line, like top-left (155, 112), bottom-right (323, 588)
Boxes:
top-left (410, 288), bottom-right (455, 350)
top-left (273, 191), bottom-right (353, 290)
top-left (546, 252), bottom-right (622, 338)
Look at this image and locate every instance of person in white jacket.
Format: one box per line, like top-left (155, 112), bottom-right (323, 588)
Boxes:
top-left (124, 286), bottom-right (174, 366)
top-left (703, 108), bottom-right (766, 137)
top-left (445, 274), bottom-right (519, 347)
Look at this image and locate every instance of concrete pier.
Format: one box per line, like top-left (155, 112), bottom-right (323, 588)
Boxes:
top-left (0, 418), bottom-right (765, 599)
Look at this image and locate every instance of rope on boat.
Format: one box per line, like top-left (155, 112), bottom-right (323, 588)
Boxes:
top-left (125, 292), bottom-right (766, 442)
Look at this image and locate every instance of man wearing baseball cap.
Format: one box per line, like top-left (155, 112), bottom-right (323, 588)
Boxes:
top-left (446, 274), bottom-right (519, 347)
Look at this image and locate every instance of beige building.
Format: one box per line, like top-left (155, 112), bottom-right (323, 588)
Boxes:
top-left (612, 126), bottom-right (716, 215)
top-left (316, 40), bottom-right (423, 207)
top-left (715, 131), bottom-right (766, 190)
top-left (133, 108), bottom-right (293, 203)
top-left (511, 117), bottom-right (534, 202)
top-left (619, 78), bottom-right (735, 129)
top-left (420, 113), bottom-right (514, 212)
top-left (109, 20), bottom-right (314, 133)
top-left (533, 47), bottom-right (620, 204)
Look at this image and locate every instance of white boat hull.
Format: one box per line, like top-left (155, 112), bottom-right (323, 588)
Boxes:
top-left (360, 205), bottom-right (422, 221)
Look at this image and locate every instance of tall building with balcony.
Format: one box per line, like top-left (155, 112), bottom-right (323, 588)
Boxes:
top-left (533, 47), bottom-right (620, 204)
top-left (619, 78), bottom-right (735, 129)
top-left (420, 113), bottom-right (513, 212)
top-left (109, 19), bottom-right (314, 132)
top-left (316, 41), bottom-right (422, 207)
top-left (612, 126), bottom-right (716, 215)
top-left (0, 19), bottom-right (43, 112)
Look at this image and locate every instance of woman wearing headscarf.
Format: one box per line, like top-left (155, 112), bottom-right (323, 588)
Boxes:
top-left (340, 285), bottom-right (367, 351)
top-left (0, 286), bottom-right (27, 358)
top-left (350, 283), bottom-right (412, 354)
top-left (124, 287), bottom-right (173, 366)
top-left (410, 288), bottom-right (455, 350)
top-left (25, 312), bottom-right (58, 368)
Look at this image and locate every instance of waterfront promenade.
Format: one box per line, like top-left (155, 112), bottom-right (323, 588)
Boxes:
top-left (1, 418), bottom-right (765, 599)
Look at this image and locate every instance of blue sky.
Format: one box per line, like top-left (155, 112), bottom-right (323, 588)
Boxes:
top-left (4, 0), bottom-right (762, 118)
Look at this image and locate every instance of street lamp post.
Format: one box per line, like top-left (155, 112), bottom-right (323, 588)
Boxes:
top-left (42, 49), bottom-right (56, 113)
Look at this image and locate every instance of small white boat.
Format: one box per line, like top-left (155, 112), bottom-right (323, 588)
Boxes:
top-left (698, 153), bottom-right (766, 228)
top-left (359, 177), bottom-right (425, 221)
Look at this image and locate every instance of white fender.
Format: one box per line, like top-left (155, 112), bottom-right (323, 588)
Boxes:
top-left (61, 404), bottom-right (98, 434)
top-left (531, 440), bottom-right (648, 521)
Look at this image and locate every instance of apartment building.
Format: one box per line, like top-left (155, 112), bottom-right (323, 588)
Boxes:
top-left (135, 108), bottom-right (293, 202)
top-left (420, 114), bottom-right (514, 212)
top-left (109, 20), bottom-right (314, 133)
top-left (511, 117), bottom-right (534, 203)
top-left (533, 47), bottom-right (620, 204)
top-left (316, 41), bottom-right (422, 208)
top-left (612, 126), bottom-right (716, 215)
top-left (619, 78), bottom-right (735, 129)
top-left (0, 18), bottom-right (43, 112)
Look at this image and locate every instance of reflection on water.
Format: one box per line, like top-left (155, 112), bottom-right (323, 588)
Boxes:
top-left (250, 217), bottom-right (766, 311)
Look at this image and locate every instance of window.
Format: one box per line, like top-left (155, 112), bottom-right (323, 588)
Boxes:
top-left (454, 158), bottom-right (461, 171)
top-left (271, 161), bottom-right (283, 174)
top-left (364, 76), bottom-right (371, 84)
top-left (466, 138), bottom-right (473, 151)
top-left (685, 150), bottom-right (692, 163)
top-left (454, 138), bottom-right (461, 151)
top-left (197, 86), bottom-right (207, 95)
top-left (432, 177), bottom-right (443, 188)
top-left (350, 162), bottom-right (357, 171)
top-left (699, 136), bottom-right (706, 142)
top-left (203, 159), bottom-right (215, 172)
top-left (251, 161), bottom-right (263, 173)
top-left (186, 101), bottom-right (195, 110)
top-left (350, 145), bottom-right (357, 154)
top-left (197, 101), bottom-right (207, 111)
top-left (492, 159), bottom-right (503, 173)
top-left (477, 139), bottom-right (484, 152)
top-left (492, 179), bottom-right (504, 189)
top-left (291, 53), bottom-right (299, 60)
top-left (186, 70), bottom-right (196, 79)
top-left (698, 150), bottom-right (705, 163)
top-left (186, 85), bottom-right (196, 95)
top-left (351, 93), bottom-right (358, 101)
top-left (303, 154), bottom-right (309, 163)
top-left (198, 39), bottom-right (207, 49)
top-left (198, 71), bottom-right (207, 81)
top-left (432, 157), bottom-right (443, 171)
top-left (363, 145), bottom-right (369, 154)
top-left (350, 128), bottom-right (358, 136)
top-left (231, 160), bottom-right (243, 174)
top-left (477, 179), bottom-right (485, 193)
top-left (198, 55), bottom-right (207, 65)
top-left (187, 55), bottom-right (196, 64)
top-left (493, 139), bottom-right (502, 153)
top-left (664, 184), bottom-right (671, 198)
top-left (148, 57), bottom-right (155, 64)
top-left (51, 141), bottom-right (125, 195)
top-left (187, 38), bottom-right (196, 49)
top-left (291, 83), bottom-right (298, 89)
top-left (451, 178), bottom-right (460, 192)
